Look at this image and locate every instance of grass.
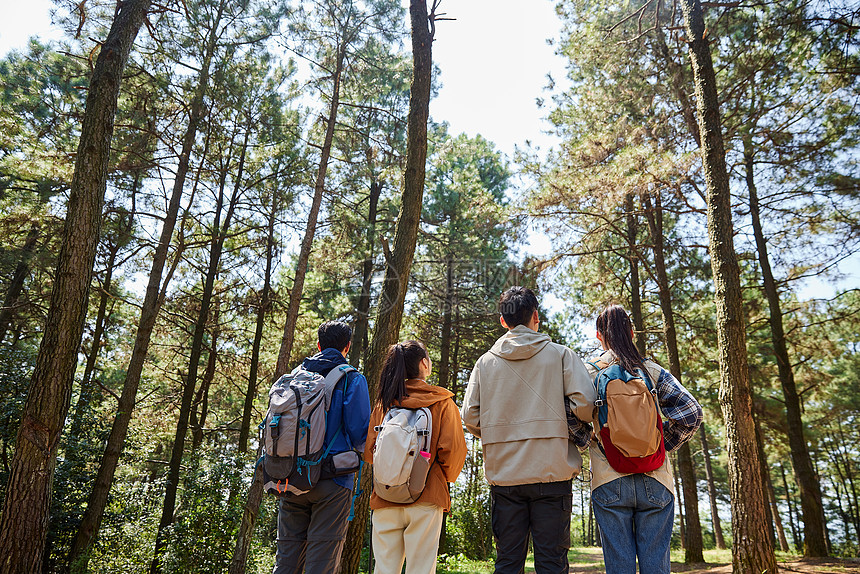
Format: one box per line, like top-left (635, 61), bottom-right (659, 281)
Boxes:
top-left (437, 546), bottom-right (606, 574)
top-left (436, 546), bottom-right (742, 573)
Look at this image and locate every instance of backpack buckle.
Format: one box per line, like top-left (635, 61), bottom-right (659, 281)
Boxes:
top-left (594, 399), bottom-right (604, 407)
top-left (270, 414), bottom-right (281, 428)
top-left (417, 430), bottom-right (430, 436)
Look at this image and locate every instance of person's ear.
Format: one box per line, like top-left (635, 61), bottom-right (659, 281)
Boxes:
top-left (317, 342), bottom-right (322, 352)
top-left (343, 341), bottom-right (351, 356)
top-left (500, 315), bottom-right (509, 329)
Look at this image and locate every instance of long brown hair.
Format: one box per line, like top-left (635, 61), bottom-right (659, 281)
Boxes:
top-left (596, 305), bottom-right (647, 376)
top-left (377, 340), bottom-right (428, 410)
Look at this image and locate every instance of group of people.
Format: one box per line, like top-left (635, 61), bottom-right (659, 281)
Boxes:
top-left (272, 286), bottom-right (702, 574)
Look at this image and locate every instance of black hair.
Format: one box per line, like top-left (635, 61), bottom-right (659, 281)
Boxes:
top-left (377, 340), bottom-right (428, 410)
top-left (596, 305), bottom-right (647, 376)
top-left (499, 286), bottom-right (539, 328)
top-left (318, 321), bottom-right (352, 352)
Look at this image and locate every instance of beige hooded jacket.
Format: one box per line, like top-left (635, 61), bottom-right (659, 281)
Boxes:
top-left (461, 325), bottom-right (595, 486)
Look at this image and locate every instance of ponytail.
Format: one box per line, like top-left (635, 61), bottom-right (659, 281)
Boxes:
top-left (377, 340), bottom-right (428, 410)
top-left (596, 305), bottom-right (647, 376)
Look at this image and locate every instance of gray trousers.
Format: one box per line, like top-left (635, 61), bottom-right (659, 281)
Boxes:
top-left (273, 479), bottom-right (352, 574)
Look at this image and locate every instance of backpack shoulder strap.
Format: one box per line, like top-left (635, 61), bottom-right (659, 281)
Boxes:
top-left (322, 364), bottom-right (356, 406)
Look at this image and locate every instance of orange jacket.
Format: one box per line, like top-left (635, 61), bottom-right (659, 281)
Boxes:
top-left (364, 379), bottom-right (466, 512)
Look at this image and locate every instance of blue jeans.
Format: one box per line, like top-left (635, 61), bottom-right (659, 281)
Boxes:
top-left (592, 474), bottom-right (674, 574)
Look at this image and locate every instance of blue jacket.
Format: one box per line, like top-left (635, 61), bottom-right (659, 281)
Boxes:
top-left (301, 348), bottom-right (371, 489)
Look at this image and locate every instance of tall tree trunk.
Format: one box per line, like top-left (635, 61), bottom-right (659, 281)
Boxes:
top-left (437, 278), bottom-right (457, 558)
top-left (0, 1), bottom-right (152, 571)
top-left (625, 194), bottom-right (645, 355)
top-left (673, 457), bottom-right (686, 550)
top-left (780, 462), bottom-right (801, 551)
top-left (340, 3), bottom-right (433, 571)
top-left (656, 28), bottom-right (701, 147)
top-left (767, 463), bottom-right (790, 552)
top-left (0, 226), bottom-right (39, 345)
top-left (68, 4), bottom-right (223, 567)
top-left (350, 179), bottom-right (381, 368)
top-left (437, 254), bottom-right (454, 389)
top-left (150, 106), bottom-right (245, 574)
top-left (753, 413), bottom-right (777, 547)
top-left (642, 192), bottom-right (704, 562)
top-left (66, 245), bottom-right (117, 444)
top-left (744, 140), bottom-right (828, 556)
top-left (275, 38), bottom-right (347, 376)
top-left (678, 1), bottom-right (777, 571)
top-left (699, 424), bottom-right (726, 549)
top-left (230, 24), bottom-right (352, 574)
top-left (238, 184), bottom-right (279, 454)
top-left (836, 418), bottom-right (860, 548)
top-left (191, 321), bottom-right (219, 452)
top-left (68, 178), bottom-right (137, 443)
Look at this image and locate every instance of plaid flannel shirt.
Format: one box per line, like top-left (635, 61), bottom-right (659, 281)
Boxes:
top-left (567, 360), bottom-right (702, 453)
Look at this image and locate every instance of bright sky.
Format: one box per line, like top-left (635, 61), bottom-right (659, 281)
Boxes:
top-left (0, 0), bottom-right (562, 243)
top-left (0, 0), bottom-right (565, 157)
top-left (2, 0), bottom-right (854, 322)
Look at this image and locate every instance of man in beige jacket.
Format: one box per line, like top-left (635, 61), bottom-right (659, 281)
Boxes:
top-left (461, 286), bottom-right (595, 574)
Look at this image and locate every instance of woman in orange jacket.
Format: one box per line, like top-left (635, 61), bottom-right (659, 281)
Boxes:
top-left (364, 340), bottom-right (467, 574)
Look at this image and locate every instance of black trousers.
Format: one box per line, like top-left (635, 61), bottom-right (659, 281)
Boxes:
top-left (490, 480), bottom-right (572, 574)
top-left (273, 479), bottom-right (351, 574)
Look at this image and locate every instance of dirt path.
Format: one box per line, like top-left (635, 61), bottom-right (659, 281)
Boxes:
top-left (568, 547), bottom-right (860, 573)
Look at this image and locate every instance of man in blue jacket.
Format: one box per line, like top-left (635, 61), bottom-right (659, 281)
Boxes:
top-left (274, 321), bottom-right (371, 574)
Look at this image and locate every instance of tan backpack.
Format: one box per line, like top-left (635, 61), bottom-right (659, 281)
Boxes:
top-left (589, 360), bottom-right (666, 473)
top-left (371, 406), bottom-right (432, 503)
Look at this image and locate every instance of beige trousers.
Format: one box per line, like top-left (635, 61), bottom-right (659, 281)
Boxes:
top-left (371, 504), bottom-right (444, 574)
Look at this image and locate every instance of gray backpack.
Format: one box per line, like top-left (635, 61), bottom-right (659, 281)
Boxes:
top-left (261, 364), bottom-right (356, 496)
top-left (372, 406), bottom-right (432, 503)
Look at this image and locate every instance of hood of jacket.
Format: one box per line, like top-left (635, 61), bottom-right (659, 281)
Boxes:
top-left (395, 379), bottom-right (454, 409)
top-left (302, 347), bottom-right (347, 375)
top-left (489, 325), bottom-right (551, 361)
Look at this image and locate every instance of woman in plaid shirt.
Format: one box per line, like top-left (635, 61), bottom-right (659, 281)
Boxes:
top-left (568, 305), bottom-right (703, 574)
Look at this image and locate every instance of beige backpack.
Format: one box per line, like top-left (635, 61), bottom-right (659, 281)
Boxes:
top-left (372, 406), bottom-right (432, 503)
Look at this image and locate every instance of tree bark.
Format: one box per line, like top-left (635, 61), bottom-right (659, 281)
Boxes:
top-left (68, 179), bottom-right (137, 443)
top-left (238, 183), bottom-right (279, 454)
top-left (642, 192), bottom-right (704, 562)
top-left (699, 424), bottom-right (726, 549)
top-left (673, 456), bottom-right (686, 550)
top-left (0, 226), bottom-right (39, 346)
top-left (753, 413), bottom-right (777, 547)
top-left (0, 1), bottom-right (152, 571)
top-left (625, 194), bottom-right (645, 356)
top-left (340, 3), bottom-right (433, 571)
top-left (780, 462), bottom-right (801, 551)
top-left (350, 179), bottom-right (382, 368)
top-left (66, 244), bottom-right (117, 444)
top-left (437, 254), bottom-right (454, 389)
top-left (744, 140), bottom-right (829, 556)
top-left (275, 37), bottom-right (347, 377)
top-left (767, 461), bottom-right (790, 552)
top-left (191, 322), bottom-right (219, 452)
top-left (68, 3), bottom-right (223, 567)
top-left (231, 20), bottom-right (352, 574)
top-left (228, 462), bottom-right (264, 574)
top-left (678, 1), bottom-right (777, 571)
top-left (150, 99), bottom-right (246, 574)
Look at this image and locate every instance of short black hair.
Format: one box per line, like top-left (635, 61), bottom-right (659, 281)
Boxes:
top-left (499, 286), bottom-right (539, 328)
top-left (318, 321), bottom-right (352, 352)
